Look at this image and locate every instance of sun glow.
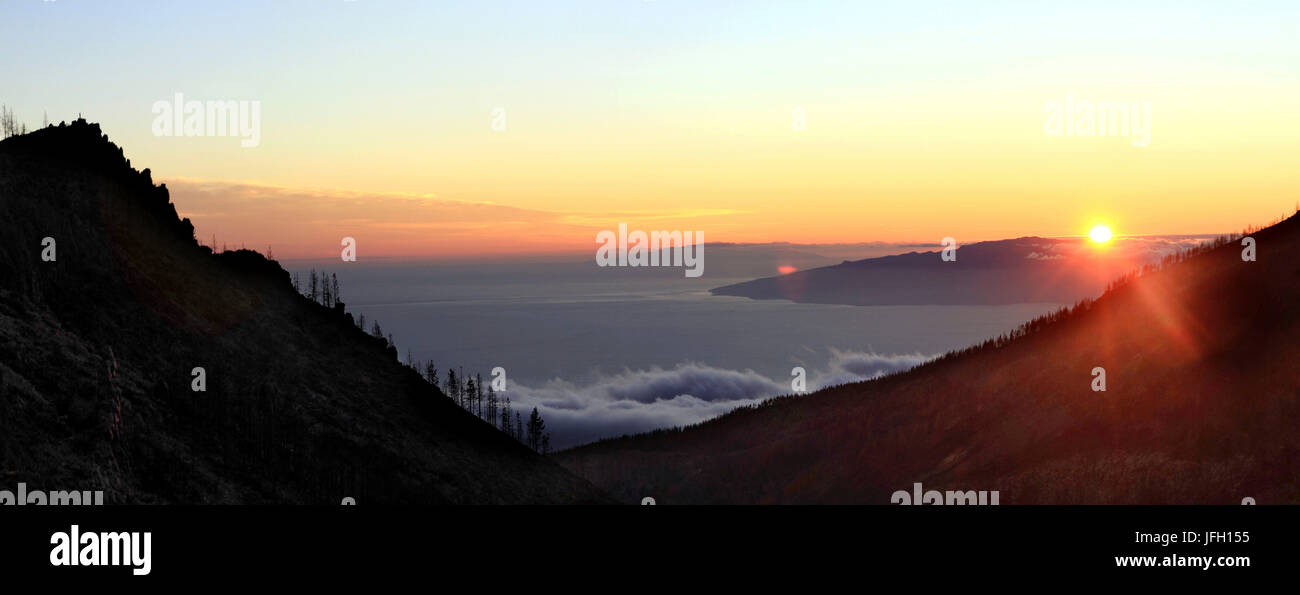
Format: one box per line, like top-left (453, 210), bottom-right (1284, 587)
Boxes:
top-left (1089, 225), bottom-right (1114, 244)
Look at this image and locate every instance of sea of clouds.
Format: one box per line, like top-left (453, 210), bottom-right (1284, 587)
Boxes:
top-left (507, 350), bottom-right (934, 449)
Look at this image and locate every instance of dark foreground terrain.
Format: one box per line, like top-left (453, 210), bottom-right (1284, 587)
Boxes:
top-left (0, 121), bottom-right (609, 504)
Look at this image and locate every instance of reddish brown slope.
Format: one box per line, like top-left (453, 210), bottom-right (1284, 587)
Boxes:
top-left (558, 213), bottom-right (1300, 504)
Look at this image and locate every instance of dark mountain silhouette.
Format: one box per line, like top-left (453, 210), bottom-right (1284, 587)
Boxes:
top-left (0, 120), bottom-right (609, 503)
top-left (711, 237), bottom-right (1148, 305)
top-left (559, 214), bottom-right (1300, 504)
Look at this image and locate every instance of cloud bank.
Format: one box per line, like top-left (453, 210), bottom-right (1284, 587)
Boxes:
top-left (503, 350), bottom-right (936, 449)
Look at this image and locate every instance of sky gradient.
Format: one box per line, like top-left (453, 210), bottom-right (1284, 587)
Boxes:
top-left (3, 0), bottom-right (1298, 258)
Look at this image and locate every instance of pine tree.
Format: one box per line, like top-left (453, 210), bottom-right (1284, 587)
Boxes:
top-left (309, 270), bottom-right (319, 303)
top-left (465, 377), bottom-right (476, 413)
top-left (424, 360), bottom-right (439, 390)
top-left (332, 274), bottom-right (341, 306)
top-left (486, 385), bottom-right (498, 428)
top-left (527, 408), bottom-right (545, 452)
top-left (515, 413), bottom-right (524, 443)
top-left (0, 104), bottom-right (13, 138)
top-left (500, 397), bottom-right (512, 435)
top-left (475, 373), bottom-right (484, 418)
top-left (447, 369), bottom-right (459, 405)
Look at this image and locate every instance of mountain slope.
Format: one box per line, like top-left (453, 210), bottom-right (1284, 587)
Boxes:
top-left (560, 214), bottom-right (1300, 504)
top-left (0, 120), bottom-right (609, 503)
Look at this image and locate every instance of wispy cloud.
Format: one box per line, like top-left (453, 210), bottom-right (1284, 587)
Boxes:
top-left (166, 178), bottom-right (758, 259)
top-left (167, 178), bottom-right (588, 258)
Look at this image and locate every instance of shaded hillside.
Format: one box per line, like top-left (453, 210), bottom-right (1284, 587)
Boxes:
top-left (711, 237), bottom-right (1147, 305)
top-left (560, 214), bottom-right (1300, 504)
top-left (0, 120), bottom-right (609, 503)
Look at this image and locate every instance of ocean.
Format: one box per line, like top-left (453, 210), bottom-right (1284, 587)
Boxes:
top-left (292, 258), bottom-right (1060, 448)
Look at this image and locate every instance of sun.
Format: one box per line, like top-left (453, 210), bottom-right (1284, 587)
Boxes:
top-left (1088, 225), bottom-right (1113, 244)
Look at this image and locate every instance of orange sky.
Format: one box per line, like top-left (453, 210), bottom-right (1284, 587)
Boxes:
top-left (161, 65), bottom-right (1300, 260)
top-left (13, 2), bottom-right (1293, 260)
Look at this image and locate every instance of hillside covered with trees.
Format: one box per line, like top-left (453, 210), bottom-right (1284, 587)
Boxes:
top-left (0, 120), bottom-right (605, 503)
